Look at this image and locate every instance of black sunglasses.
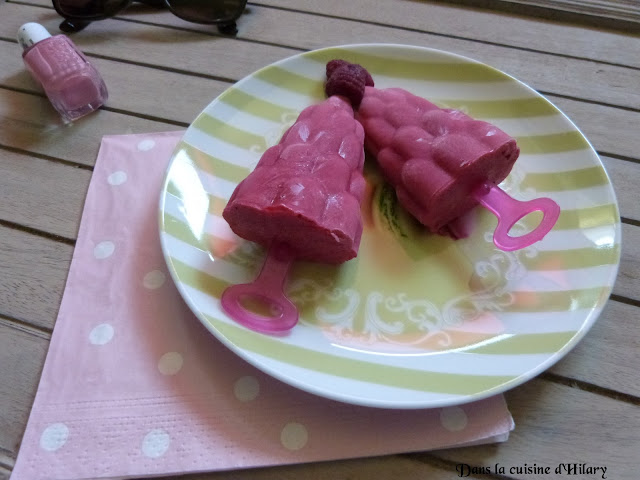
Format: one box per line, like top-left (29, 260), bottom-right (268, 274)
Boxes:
top-left (52, 0), bottom-right (247, 35)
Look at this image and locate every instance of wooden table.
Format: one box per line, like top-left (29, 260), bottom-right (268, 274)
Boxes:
top-left (1, 1), bottom-right (638, 479)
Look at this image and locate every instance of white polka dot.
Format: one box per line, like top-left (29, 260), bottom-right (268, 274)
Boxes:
top-left (234, 376), bottom-right (260, 402)
top-left (141, 429), bottom-right (170, 458)
top-left (107, 171), bottom-right (127, 186)
top-left (40, 423), bottom-right (69, 452)
top-left (93, 241), bottom-right (115, 259)
top-left (440, 406), bottom-right (468, 432)
top-left (137, 139), bottom-right (156, 151)
top-left (143, 270), bottom-right (166, 290)
top-left (158, 352), bottom-right (183, 375)
top-left (280, 422), bottom-right (308, 451)
top-left (89, 323), bottom-right (114, 345)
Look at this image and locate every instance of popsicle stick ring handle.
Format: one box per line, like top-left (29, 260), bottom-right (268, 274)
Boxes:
top-left (473, 183), bottom-right (561, 252)
top-left (221, 244), bottom-right (299, 334)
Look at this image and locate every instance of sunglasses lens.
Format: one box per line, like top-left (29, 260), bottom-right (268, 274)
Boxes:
top-left (56, 0), bottom-right (129, 18)
top-left (168, 0), bottom-right (246, 23)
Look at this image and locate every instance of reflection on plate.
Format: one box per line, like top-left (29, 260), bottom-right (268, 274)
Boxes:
top-left (159, 44), bottom-right (621, 409)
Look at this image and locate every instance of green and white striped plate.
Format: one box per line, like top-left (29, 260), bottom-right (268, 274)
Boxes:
top-left (158, 44), bottom-right (621, 408)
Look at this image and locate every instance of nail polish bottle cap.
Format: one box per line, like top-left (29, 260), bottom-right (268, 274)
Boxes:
top-left (17, 22), bottom-right (52, 50)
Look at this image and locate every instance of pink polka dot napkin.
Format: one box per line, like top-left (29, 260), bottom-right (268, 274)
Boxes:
top-left (11, 131), bottom-right (514, 480)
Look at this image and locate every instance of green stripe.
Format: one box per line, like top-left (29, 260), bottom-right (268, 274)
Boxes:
top-left (170, 257), bottom-right (229, 298)
top-left (305, 47), bottom-right (510, 83)
top-left (208, 194), bottom-right (229, 216)
top-left (166, 180), bottom-right (181, 198)
top-left (509, 287), bottom-right (609, 312)
top-left (521, 245), bottom-right (620, 270)
top-left (466, 332), bottom-right (577, 354)
top-left (440, 97), bottom-right (559, 118)
top-left (553, 204), bottom-right (619, 230)
top-left (254, 66), bottom-right (325, 98)
top-left (515, 131), bottom-right (589, 154)
top-left (192, 114), bottom-right (267, 152)
top-left (164, 208), bottom-right (248, 258)
top-left (209, 317), bottom-right (516, 395)
top-left (180, 142), bottom-right (249, 184)
top-left (162, 210), bottom-right (207, 249)
top-left (520, 166), bottom-right (609, 192)
top-left (219, 88), bottom-right (299, 123)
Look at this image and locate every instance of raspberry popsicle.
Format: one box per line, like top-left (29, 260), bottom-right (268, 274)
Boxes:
top-left (358, 86), bottom-right (519, 233)
top-left (335, 60), bottom-right (560, 251)
top-left (223, 95), bottom-right (365, 264)
top-left (221, 83), bottom-right (366, 333)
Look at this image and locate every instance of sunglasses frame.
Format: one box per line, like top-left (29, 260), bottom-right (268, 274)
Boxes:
top-left (52, 0), bottom-right (247, 35)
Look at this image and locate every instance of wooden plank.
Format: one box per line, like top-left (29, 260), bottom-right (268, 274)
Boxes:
top-left (550, 300), bottom-right (640, 398)
top-left (437, 0), bottom-right (640, 32)
top-left (0, 89), bottom-right (178, 167)
top-left (512, 0), bottom-right (640, 20)
top-left (270, 0), bottom-right (640, 64)
top-left (601, 157), bottom-right (638, 221)
top-left (509, 0), bottom-right (640, 20)
top-left (0, 226), bottom-right (72, 330)
top-left (0, 318), bottom-right (49, 456)
top-left (0, 149), bottom-right (90, 240)
top-left (0, 463), bottom-right (12, 480)
top-left (545, 94), bottom-right (640, 161)
top-left (430, 378), bottom-right (638, 480)
top-left (252, 0), bottom-right (640, 65)
top-left (618, 225), bottom-right (640, 302)
top-left (3, 2), bottom-right (640, 111)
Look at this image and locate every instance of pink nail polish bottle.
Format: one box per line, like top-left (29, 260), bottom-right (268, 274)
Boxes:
top-left (17, 22), bottom-right (108, 123)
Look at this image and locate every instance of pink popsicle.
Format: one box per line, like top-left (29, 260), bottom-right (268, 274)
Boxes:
top-left (222, 95), bottom-right (366, 264)
top-left (221, 93), bottom-right (366, 333)
top-left (356, 86), bottom-right (520, 235)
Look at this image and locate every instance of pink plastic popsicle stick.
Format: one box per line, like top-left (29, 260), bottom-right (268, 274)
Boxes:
top-left (221, 244), bottom-right (298, 334)
top-left (473, 182), bottom-right (560, 251)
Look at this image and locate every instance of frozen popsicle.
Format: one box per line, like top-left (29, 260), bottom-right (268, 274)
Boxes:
top-left (357, 85), bottom-right (521, 233)
top-left (329, 60), bottom-right (559, 250)
top-left (220, 80), bottom-right (367, 333)
top-left (222, 94), bottom-right (366, 264)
